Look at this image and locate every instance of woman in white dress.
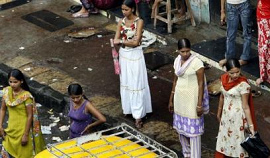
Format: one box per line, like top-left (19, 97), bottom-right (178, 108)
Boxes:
top-left (168, 38), bottom-right (209, 158)
top-left (113, 0), bottom-right (152, 128)
top-left (215, 59), bottom-right (256, 158)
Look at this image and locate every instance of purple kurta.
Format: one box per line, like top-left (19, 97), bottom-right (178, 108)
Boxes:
top-left (68, 100), bottom-right (92, 138)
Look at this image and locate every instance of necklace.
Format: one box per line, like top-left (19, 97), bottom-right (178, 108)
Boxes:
top-left (13, 89), bottom-right (22, 96)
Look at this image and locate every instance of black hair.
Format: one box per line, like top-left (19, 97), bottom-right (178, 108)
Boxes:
top-left (178, 38), bottom-right (191, 50)
top-left (123, 0), bottom-right (136, 15)
top-left (225, 58), bottom-right (241, 71)
top-left (8, 69), bottom-right (30, 91)
top-left (68, 83), bottom-right (88, 100)
top-left (68, 83), bottom-right (83, 95)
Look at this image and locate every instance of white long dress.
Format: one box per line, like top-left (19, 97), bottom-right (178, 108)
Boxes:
top-left (119, 17), bottom-right (152, 119)
top-left (216, 82), bottom-right (250, 157)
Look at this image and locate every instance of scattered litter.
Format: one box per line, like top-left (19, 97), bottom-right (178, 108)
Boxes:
top-left (11, 10), bottom-right (14, 12)
top-left (59, 125), bottom-right (69, 131)
top-left (24, 67), bottom-right (31, 71)
top-left (19, 47), bottom-right (25, 50)
top-left (101, 44), bottom-right (104, 48)
top-left (73, 67), bottom-right (78, 69)
top-left (52, 79), bottom-right (58, 82)
top-left (30, 77), bottom-right (34, 80)
top-left (35, 103), bottom-right (42, 107)
top-left (97, 35), bottom-right (102, 38)
top-left (49, 123), bottom-right (57, 127)
top-left (152, 76), bottom-right (158, 79)
top-left (52, 137), bottom-right (62, 142)
top-left (50, 115), bottom-right (60, 123)
top-left (203, 40), bottom-right (207, 42)
top-left (55, 16), bottom-right (60, 19)
top-left (47, 109), bottom-right (53, 115)
top-left (207, 79), bottom-right (221, 96)
top-left (1, 16), bottom-right (5, 18)
top-left (40, 2), bottom-right (43, 4)
top-left (68, 27), bottom-right (99, 38)
top-left (64, 39), bottom-right (71, 43)
top-left (41, 126), bottom-right (52, 134)
top-left (87, 68), bottom-right (93, 71)
top-left (59, 113), bottom-right (63, 117)
top-left (47, 58), bottom-right (63, 64)
top-left (141, 31), bottom-right (157, 48)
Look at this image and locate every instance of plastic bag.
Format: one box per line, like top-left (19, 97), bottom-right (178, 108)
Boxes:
top-left (240, 132), bottom-right (270, 158)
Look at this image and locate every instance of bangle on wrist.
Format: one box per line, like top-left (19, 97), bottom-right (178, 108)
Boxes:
top-left (120, 39), bottom-right (123, 44)
top-left (171, 91), bottom-right (175, 94)
top-left (249, 124), bottom-right (254, 128)
top-left (197, 106), bottom-right (202, 108)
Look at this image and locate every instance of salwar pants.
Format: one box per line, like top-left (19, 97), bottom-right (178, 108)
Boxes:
top-left (179, 134), bottom-right (201, 158)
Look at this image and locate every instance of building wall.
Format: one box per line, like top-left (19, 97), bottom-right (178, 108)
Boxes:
top-left (190, 0), bottom-right (210, 23)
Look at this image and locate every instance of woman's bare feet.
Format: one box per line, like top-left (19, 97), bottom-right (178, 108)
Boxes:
top-left (256, 78), bottom-right (263, 86)
top-left (239, 60), bottom-right (248, 65)
top-left (219, 59), bottom-right (227, 67)
top-left (72, 7), bottom-right (89, 18)
top-left (135, 119), bottom-right (143, 129)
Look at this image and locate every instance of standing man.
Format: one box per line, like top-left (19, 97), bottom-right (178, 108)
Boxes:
top-left (219, 0), bottom-right (252, 67)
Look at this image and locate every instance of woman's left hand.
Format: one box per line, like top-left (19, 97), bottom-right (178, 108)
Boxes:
top-left (21, 134), bottom-right (28, 146)
top-left (249, 126), bottom-right (255, 136)
top-left (196, 106), bottom-right (203, 117)
top-left (81, 125), bottom-right (91, 135)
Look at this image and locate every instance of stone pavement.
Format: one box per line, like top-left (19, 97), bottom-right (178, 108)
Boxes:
top-left (0, 0), bottom-right (270, 157)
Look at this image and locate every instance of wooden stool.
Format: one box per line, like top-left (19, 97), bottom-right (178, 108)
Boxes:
top-left (152, 0), bottom-right (196, 33)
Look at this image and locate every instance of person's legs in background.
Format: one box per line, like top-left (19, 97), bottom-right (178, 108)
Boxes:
top-left (257, 18), bottom-right (270, 85)
top-left (226, 4), bottom-right (239, 60)
top-left (219, 3), bottom-right (239, 67)
top-left (72, 0), bottom-right (98, 18)
top-left (239, 1), bottom-right (252, 65)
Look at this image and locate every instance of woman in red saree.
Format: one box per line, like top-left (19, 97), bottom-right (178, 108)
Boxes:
top-left (256, 0), bottom-right (270, 85)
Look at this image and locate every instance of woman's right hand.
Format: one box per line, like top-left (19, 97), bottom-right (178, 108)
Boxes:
top-left (168, 101), bottom-right (174, 113)
top-left (113, 39), bottom-right (120, 45)
top-left (0, 127), bottom-right (5, 140)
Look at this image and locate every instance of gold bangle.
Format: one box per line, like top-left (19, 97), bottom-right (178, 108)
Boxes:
top-left (197, 106), bottom-right (202, 108)
top-left (249, 124), bottom-right (254, 128)
top-left (171, 91), bottom-right (175, 94)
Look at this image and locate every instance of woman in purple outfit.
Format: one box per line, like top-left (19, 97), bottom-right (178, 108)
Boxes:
top-left (68, 83), bottom-right (106, 138)
top-left (168, 38), bottom-right (209, 158)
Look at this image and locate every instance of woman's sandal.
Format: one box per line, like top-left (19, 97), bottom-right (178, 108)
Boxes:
top-left (135, 119), bottom-right (143, 129)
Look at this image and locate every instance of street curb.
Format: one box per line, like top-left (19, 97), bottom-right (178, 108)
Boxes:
top-left (0, 63), bottom-right (67, 112)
